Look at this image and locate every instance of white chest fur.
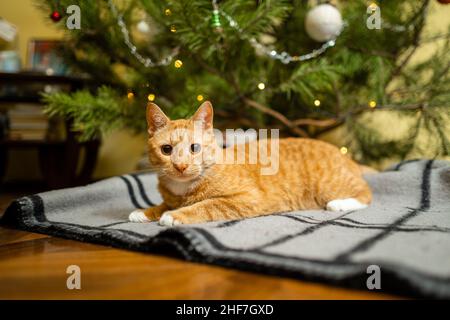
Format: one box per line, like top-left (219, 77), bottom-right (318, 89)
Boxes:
top-left (163, 178), bottom-right (195, 196)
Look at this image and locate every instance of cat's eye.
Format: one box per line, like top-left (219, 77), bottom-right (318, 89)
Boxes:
top-left (190, 143), bottom-right (201, 154)
top-left (161, 144), bottom-right (173, 155)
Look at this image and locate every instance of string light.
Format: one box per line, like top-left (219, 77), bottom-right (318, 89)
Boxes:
top-left (147, 93), bottom-right (156, 101)
top-left (127, 92), bottom-right (134, 99)
top-left (107, 0), bottom-right (178, 67)
top-left (369, 100), bottom-right (377, 108)
top-left (368, 2), bottom-right (378, 11)
top-left (314, 99), bottom-right (321, 107)
top-left (170, 25), bottom-right (177, 33)
top-left (217, 1), bottom-right (422, 64)
top-left (340, 146), bottom-right (348, 155)
top-left (174, 59), bottom-right (183, 68)
top-left (197, 95), bottom-right (204, 102)
top-left (257, 82), bottom-right (266, 90)
top-left (108, 0), bottom-right (423, 68)
top-left (220, 10), bottom-right (339, 65)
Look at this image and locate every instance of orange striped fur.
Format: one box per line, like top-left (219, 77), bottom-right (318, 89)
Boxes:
top-left (129, 101), bottom-right (372, 226)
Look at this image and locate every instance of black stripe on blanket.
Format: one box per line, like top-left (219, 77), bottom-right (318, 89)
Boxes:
top-left (1, 159), bottom-right (450, 299)
top-left (2, 194), bottom-right (450, 299)
top-left (280, 214), bottom-right (450, 234)
top-left (251, 211), bottom-right (356, 250)
top-left (183, 227), bottom-right (450, 299)
top-left (119, 176), bottom-right (145, 209)
top-left (335, 160), bottom-right (433, 261)
top-left (129, 174), bottom-right (155, 207)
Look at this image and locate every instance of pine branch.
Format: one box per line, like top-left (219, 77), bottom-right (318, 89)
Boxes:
top-left (32, 0), bottom-right (450, 162)
top-left (385, 0), bottom-right (430, 88)
top-left (241, 97), bottom-right (309, 137)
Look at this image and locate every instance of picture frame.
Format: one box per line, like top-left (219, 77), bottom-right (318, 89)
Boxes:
top-left (27, 39), bottom-right (67, 75)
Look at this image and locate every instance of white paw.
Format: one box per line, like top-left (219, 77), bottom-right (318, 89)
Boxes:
top-left (158, 211), bottom-right (181, 227)
top-left (128, 209), bottom-right (150, 223)
top-left (326, 198), bottom-right (368, 212)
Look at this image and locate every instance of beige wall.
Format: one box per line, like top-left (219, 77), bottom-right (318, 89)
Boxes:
top-left (0, 0), bottom-right (62, 65)
top-left (1, 0), bottom-right (449, 181)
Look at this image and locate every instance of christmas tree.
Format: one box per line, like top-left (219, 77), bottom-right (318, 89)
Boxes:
top-left (37, 0), bottom-right (449, 165)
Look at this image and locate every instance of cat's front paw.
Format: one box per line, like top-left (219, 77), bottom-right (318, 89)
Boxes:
top-left (159, 211), bottom-right (183, 227)
top-left (129, 209), bottom-right (150, 223)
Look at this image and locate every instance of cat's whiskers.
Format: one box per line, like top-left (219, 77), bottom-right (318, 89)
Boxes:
top-left (128, 101), bottom-right (373, 227)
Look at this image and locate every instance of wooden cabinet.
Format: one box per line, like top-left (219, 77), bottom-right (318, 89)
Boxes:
top-left (0, 72), bottom-right (100, 189)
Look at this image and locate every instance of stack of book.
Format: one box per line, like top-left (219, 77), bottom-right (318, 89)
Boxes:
top-left (7, 104), bottom-right (48, 141)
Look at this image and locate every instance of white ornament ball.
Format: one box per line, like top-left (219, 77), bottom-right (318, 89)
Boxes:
top-left (305, 4), bottom-right (343, 42)
top-left (137, 20), bottom-right (150, 34)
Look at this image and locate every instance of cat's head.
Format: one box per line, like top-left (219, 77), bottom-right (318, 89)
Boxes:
top-left (146, 101), bottom-right (217, 181)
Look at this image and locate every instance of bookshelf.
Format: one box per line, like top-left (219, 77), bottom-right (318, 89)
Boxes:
top-left (0, 71), bottom-right (100, 189)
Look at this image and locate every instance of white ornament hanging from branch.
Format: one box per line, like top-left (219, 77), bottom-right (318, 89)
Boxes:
top-left (136, 20), bottom-right (150, 34)
top-left (305, 4), bottom-right (343, 42)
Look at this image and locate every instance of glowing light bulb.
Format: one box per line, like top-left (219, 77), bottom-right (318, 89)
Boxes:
top-left (147, 94), bottom-right (156, 101)
top-left (257, 82), bottom-right (265, 90)
top-left (174, 59), bottom-right (183, 68)
top-left (369, 2), bottom-right (378, 11)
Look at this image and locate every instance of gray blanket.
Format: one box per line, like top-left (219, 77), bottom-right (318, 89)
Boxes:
top-left (2, 159), bottom-right (450, 298)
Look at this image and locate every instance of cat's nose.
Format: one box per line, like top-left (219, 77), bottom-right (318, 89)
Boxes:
top-left (173, 163), bottom-right (188, 173)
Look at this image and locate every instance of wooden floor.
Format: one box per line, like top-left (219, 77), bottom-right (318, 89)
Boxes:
top-left (0, 192), bottom-right (399, 299)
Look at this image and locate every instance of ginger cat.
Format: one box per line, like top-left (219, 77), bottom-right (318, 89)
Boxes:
top-left (129, 101), bottom-right (372, 226)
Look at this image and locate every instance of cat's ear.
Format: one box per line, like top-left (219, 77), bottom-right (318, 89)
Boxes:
top-left (192, 101), bottom-right (214, 129)
top-left (146, 102), bottom-right (169, 136)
